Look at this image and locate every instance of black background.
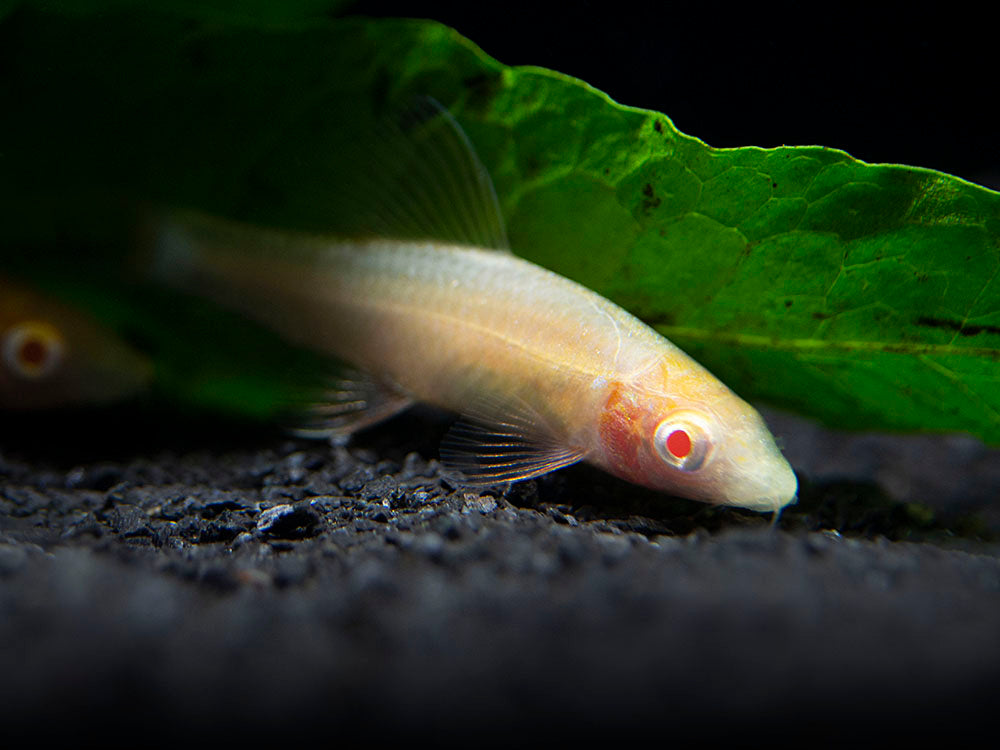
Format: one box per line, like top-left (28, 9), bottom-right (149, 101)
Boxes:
top-left (357, 0), bottom-right (998, 187)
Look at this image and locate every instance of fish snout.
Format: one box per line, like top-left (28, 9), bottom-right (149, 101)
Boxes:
top-left (726, 455), bottom-right (798, 513)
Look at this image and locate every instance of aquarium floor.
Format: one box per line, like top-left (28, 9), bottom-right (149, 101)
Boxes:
top-left (1, 408), bottom-right (998, 742)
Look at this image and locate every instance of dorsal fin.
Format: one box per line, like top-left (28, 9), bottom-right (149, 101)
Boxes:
top-left (343, 96), bottom-right (510, 250)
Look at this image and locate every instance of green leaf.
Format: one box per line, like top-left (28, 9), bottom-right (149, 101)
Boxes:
top-left (2, 2), bottom-right (998, 441)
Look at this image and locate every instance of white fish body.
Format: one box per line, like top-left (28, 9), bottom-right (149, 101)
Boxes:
top-left (154, 101), bottom-right (797, 512)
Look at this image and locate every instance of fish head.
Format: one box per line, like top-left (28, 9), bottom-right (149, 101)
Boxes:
top-left (1, 283), bottom-right (152, 410)
top-left (596, 363), bottom-right (797, 513)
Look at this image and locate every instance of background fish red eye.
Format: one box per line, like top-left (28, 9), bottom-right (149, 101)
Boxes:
top-left (654, 412), bottom-right (712, 472)
top-left (2, 321), bottom-right (65, 379)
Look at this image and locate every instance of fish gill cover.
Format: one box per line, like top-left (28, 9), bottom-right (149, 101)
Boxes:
top-left (1, 0), bottom-right (998, 441)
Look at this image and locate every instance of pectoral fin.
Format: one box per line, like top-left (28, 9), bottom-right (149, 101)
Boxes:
top-left (440, 394), bottom-right (585, 485)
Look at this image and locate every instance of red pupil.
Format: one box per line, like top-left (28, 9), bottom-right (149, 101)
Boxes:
top-left (19, 337), bottom-right (48, 367)
top-left (666, 429), bottom-right (692, 458)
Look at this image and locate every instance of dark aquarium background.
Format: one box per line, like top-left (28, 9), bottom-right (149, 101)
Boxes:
top-left (360, 0), bottom-right (999, 188)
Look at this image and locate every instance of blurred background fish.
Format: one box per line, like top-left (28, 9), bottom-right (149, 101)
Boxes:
top-left (0, 275), bottom-right (152, 409)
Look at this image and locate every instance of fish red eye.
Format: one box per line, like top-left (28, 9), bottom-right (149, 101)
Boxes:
top-left (666, 429), bottom-right (692, 459)
top-left (654, 411), bottom-right (712, 472)
top-left (20, 337), bottom-right (47, 367)
top-left (2, 321), bottom-right (65, 379)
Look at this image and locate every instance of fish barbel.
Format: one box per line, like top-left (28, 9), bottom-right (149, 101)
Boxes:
top-left (153, 100), bottom-right (797, 512)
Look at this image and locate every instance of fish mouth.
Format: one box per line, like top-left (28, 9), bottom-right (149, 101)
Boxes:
top-left (734, 493), bottom-right (797, 514)
top-left (727, 465), bottom-right (799, 513)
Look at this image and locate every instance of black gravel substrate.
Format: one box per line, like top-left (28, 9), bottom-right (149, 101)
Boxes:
top-left (1, 407), bottom-right (998, 743)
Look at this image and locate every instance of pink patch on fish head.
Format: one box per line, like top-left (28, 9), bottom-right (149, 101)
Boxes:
top-left (597, 382), bottom-right (645, 480)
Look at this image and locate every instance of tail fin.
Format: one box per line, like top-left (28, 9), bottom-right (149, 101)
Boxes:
top-left (139, 208), bottom-right (276, 306)
top-left (143, 208), bottom-right (203, 288)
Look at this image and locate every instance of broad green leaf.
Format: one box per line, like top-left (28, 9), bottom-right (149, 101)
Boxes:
top-left (1, 2), bottom-right (998, 441)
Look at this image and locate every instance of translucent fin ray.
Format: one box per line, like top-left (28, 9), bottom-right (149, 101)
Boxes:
top-left (289, 367), bottom-right (413, 438)
top-left (439, 393), bottom-right (585, 485)
top-left (339, 96), bottom-right (509, 250)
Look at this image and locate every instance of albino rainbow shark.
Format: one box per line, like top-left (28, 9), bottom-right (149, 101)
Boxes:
top-left (152, 99), bottom-right (797, 513)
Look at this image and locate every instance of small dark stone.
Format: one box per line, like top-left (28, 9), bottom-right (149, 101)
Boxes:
top-left (359, 475), bottom-right (399, 501)
top-left (546, 506), bottom-right (577, 526)
top-left (111, 505), bottom-right (150, 537)
top-left (401, 452), bottom-right (430, 479)
top-left (339, 466), bottom-right (377, 493)
top-left (256, 502), bottom-right (320, 539)
top-left (256, 504), bottom-right (294, 531)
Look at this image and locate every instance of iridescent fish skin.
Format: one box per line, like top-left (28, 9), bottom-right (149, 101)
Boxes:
top-left (0, 277), bottom-right (151, 409)
top-left (152, 101), bottom-right (797, 513)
